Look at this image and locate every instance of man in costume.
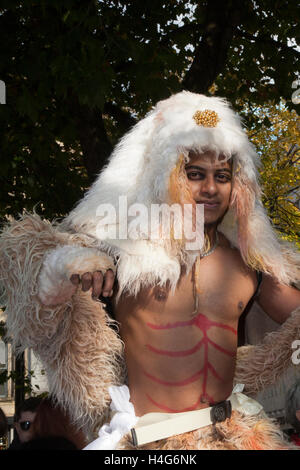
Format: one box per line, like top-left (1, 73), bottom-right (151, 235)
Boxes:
top-left (1, 91), bottom-right (300, 450)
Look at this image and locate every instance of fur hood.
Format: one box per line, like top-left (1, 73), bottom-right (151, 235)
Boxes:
top-left (63, 91), bottom-right (299, 296)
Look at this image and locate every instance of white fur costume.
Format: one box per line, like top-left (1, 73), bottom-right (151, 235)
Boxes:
top-left (0, 91), bottom-right (300, 448)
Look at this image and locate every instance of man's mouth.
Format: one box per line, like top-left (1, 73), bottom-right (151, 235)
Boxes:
top-left (197, 201), bottom-right (220, 209)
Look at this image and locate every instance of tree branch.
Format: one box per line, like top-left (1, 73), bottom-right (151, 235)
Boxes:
top-left (182, 0), bottom-right (245, 93)
top-left (278, 144), bottom-right (300, 169)
top-left (277, 204), bottom-right (300, 219)
top-left (282, 185), bottom-right (300, 196)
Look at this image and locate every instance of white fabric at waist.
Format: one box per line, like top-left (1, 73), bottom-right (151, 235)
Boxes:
top-left (83, 383), bottom-right (263, 450)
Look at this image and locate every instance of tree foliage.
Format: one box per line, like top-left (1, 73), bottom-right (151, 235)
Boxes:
top-left (247, 102), bottom-right (300, 246)
top-left (0, 0), bottom-right (299, 221)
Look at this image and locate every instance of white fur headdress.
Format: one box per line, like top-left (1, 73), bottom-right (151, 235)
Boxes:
top-left (64, 91), bottom-right (299, 296)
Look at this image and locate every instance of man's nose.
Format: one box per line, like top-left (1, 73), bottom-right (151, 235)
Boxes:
top-left (201, 175), bottom-right (218, 195)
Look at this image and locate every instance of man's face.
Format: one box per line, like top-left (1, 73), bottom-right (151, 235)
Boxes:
top-left (15, 410), bottom-right (36, 443)
top-left (185, 150), bottom-right (232, 226)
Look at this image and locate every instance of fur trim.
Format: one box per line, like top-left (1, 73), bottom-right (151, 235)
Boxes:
top-left (118, 410), bottom-right (297, 450)
top-left (0, 213), bottom-right (123, 432)
top-left (234, 306), bottom-right (300, 396)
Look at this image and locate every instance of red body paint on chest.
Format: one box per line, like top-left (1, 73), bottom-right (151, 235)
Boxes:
top-left (144, 313), bottom-right (237, 411)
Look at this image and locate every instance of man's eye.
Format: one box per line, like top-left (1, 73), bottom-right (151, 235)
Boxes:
top-left (216, 174), bottom-right (231, 182)
top-left (187, 172), bottom-right (204, 180)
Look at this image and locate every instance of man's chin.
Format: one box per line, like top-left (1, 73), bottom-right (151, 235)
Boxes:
top-left (204, 210), bottom-right (228, 228)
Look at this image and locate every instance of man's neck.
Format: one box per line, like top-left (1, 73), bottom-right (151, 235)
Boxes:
top-left (204, 224), bottom-right (218, 246)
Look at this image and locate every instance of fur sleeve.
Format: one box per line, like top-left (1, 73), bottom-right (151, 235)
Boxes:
top-left (0, 213), bottom-right (124, 432)
top-left (235, 306), bottom-right (300, 395)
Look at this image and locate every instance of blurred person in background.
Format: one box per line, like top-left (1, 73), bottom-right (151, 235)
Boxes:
top-left (11, 397), bottom-right (86, 450)
top-left (9, 396), bottom-right (43, 449)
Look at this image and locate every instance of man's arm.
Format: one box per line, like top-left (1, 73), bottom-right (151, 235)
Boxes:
top-left (256, 274), bottom-right (300, 324)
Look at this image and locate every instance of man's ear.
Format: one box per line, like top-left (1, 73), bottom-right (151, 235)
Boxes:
top-left (296, 410), bottom-right (300, 421)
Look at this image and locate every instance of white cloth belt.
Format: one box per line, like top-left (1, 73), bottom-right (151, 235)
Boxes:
top-left (83, 385), bottom-right (139, 450)
top-left (83, 384), bottom-right (263, 450)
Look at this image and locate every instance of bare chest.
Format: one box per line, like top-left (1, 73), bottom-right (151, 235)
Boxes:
top-left (114, 248), bottom-right (258, 357)
top-left (133, 249), bottom-right (257, 324)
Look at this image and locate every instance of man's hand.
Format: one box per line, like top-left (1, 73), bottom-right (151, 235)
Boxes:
top-left (70, 269), bottom-right (115, 299)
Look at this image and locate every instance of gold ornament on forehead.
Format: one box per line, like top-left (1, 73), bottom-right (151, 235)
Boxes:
top-left (193, 109), bottom-right (220, 127)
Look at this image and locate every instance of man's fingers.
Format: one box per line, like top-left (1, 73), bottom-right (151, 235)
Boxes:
top-left (102, 269), bottom-right (115, 297)
top-left (70, 274), bottom-right (80, 286)
top-left (92, 271), bottom-right (104, 299)
top-left (81, 272), bottom-right (93, 292)
top-left (70, 269), bottom-right (115, 298)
